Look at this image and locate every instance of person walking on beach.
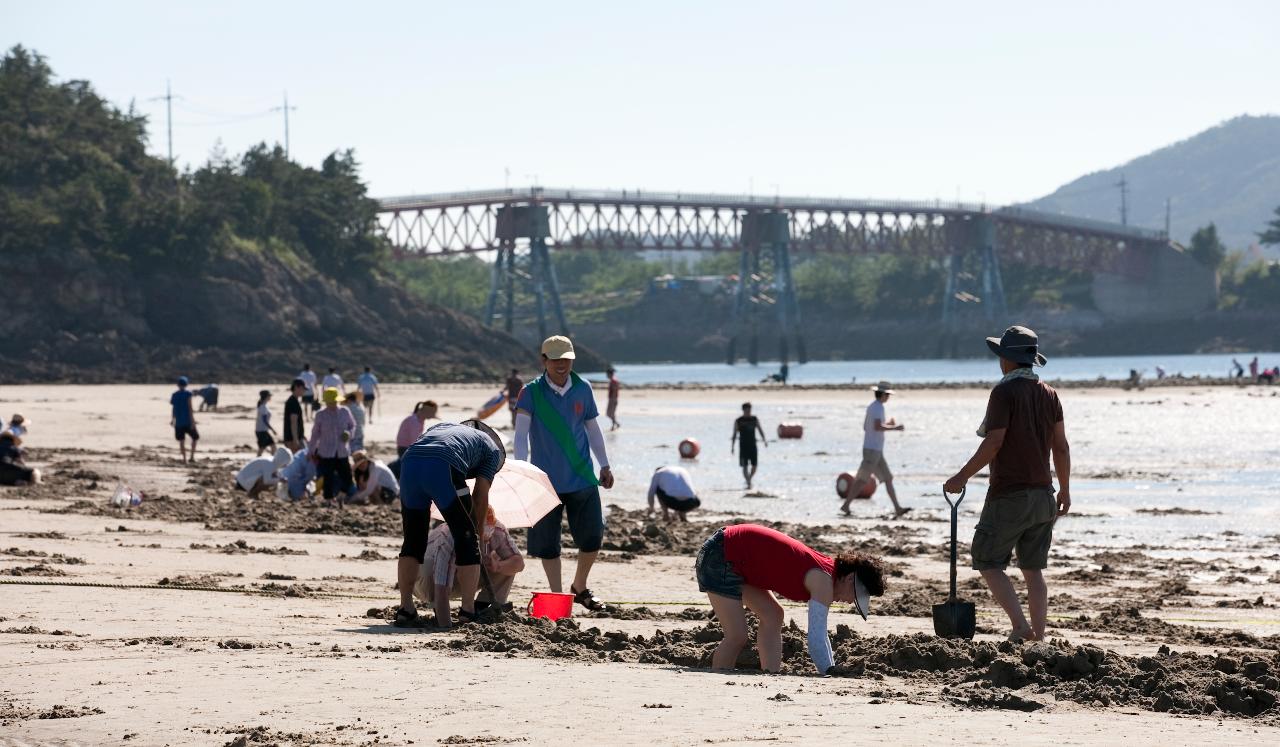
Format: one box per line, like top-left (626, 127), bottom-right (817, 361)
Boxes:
top-left (605, 367), bottom-right (622, 430)
top-left (323, 366), bottom-right (345, 395)
top-left (357, 366), bottom-right (380, 422)
top-left (695, 523), bottom-right (885, 673)
top-left (254, 390), bottom-right (278, 456)
top-left (730, 403), bottom-right (767, 489)
top-left (394, 420), bottom-right (505, 628)
top-left (505, 369), bottom-right (523, 427)
top-left (944, 325), bottom-right (1071, 642)
top-left (344, 392), bottom-right (367, 453)
top-left (283, 379), bottom-right (306, 452)
top-left (170, 376), bottom-right (199, 463)
top-left (647, 465), bottom-right (701, 522)
top-left (514, 335), bottom-right (614, 611)
top-left (841, 382), bottom-right (910, 518)
top-left (308, 387), bottom-right (357, 504)
top-left (299, 364), bottom-right (318, 419)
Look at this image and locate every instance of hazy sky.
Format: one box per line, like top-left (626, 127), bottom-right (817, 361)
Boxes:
top-left (7, 1), bottom-right (1277, 208)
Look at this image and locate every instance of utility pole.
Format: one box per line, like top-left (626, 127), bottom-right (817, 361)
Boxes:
top-left (1116, 173), bottom-right (1129, 226)
top-left (1164, 197), bottom-right (1171, 236)
top-left (270, 92), bottom-right (297, 158)
top-left (148, 80), bottom-right (179, 167)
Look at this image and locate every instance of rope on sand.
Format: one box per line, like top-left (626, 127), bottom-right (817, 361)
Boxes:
top-left (0, 578), bottom-right (386, 600)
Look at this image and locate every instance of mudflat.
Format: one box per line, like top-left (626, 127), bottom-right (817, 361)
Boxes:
top-left (1, 383), bottom-right (1278, 745)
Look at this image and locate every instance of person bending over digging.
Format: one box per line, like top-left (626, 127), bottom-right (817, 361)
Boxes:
top-left (394, 419), bottom-right (505, 628)
top-left (695, 523), bottom-right (885, 674)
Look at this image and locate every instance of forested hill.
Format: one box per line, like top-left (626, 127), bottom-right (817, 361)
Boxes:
top-left (1028, 115), bottom-right (1280, 254)
top-left (0, 46), bottom-right (546, 383)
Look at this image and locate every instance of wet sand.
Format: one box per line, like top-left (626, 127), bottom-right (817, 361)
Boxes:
top-left (1, 384), bottom-right (1279, 744)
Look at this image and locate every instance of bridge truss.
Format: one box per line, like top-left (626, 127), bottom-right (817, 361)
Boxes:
top-left (378, 188), bottom-right (1168, 364)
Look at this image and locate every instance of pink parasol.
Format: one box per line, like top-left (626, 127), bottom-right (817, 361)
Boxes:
top-left (430, 459), bottom-right (560, 529)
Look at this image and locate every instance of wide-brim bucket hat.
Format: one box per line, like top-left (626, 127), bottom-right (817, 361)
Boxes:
top-left (986, 325), bottom-right (1047, 367)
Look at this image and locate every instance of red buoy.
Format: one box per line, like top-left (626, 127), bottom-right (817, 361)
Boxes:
top-left (776, 423), bottom-right (804, 439)
top-left (836, 472), bottom-right (877, 499)
top-left (678, 438), bottom-right (700, 459)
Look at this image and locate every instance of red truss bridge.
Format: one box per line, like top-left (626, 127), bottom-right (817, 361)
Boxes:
top-left (376, 187), bottom-right (1169, 364)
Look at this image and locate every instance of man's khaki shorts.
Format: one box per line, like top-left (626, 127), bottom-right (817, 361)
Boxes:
top-left (971, 487), bottom-right (1057, 571)
top-left (854, 448), bottom-right (893, 482)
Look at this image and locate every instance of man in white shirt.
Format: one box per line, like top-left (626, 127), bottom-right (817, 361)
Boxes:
top-left (235, 446), bottom-right (292, 499)
top-left (647, 465), bottom-right (701, 522)
top-left (298, 364), bottom-right (319, 419)
top-left (841, 381), bottom-right (909, 518)
top-left (322, 367), bottom-right (345, 394)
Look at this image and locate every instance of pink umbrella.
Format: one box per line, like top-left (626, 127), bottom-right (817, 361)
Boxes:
top-left (430, 459), bottom-right (560, 529)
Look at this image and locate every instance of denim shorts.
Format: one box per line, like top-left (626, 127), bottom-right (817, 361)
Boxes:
top-left (695, 528), bottom-right (744, 599)
top-left (526, 485), bottom-right (605, 558)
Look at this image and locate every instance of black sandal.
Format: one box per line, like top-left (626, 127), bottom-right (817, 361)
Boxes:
top-left (458, 607), bottom-right (498, 624)
top-left (392, 607), bottom-right (424, 628)
top-left (571, 587), bottom-right (607, 612)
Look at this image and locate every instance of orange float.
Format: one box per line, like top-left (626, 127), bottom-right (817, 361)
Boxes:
top-left (776, 423), bottom-right (804, 439)
top-left (678, 438), bottom-right (700, 459)
top-left (836, 472), bottom-right (877, 499)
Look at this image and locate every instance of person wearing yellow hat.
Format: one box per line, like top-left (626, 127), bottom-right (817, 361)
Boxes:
top-left (513, 335), bottom-right (615, 612)
top-left (307, 387), bottom-right (358, 503)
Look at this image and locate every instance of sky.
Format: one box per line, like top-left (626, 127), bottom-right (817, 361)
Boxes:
top-left (7, 1), bottom-right (1278, 208)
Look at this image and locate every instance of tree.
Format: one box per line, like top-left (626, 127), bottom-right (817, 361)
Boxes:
top-left (1188, 223), bottom-right (1226, 269)
top-left (1259, 205), bottom-right (1280, 246)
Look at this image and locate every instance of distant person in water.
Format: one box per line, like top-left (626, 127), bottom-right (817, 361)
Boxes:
top-left (197, 383), bottom-right (220, 412)
top-left (505, 369), bottom-right (523, 427)
top-left (730, 402), bottom-right (767, 489)
top-left (1249, 356), bottom-right (1259, 381)
top-left (605, 367), bottom-right (621, 430)
top-left (1231, 358), bottom-right (1244, 378)
top-left (255, 389), bottom-right (278, 456)
top-left (170, 376), bottom-right (199, 463)
top-left (841, 382), bottom-right (909, 518)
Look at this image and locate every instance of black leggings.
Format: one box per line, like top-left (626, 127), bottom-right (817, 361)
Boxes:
top-left (398, 467), bottom-right (480, 567)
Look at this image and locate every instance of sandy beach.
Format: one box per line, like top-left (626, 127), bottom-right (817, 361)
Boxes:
top-left (2, 383), bottom-right (1279, 745)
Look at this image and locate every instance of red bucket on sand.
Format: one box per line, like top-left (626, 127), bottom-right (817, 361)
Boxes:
top-left (836, 472), bottom-right (877, 499)
top-left (527, 592), bottom-right (574, 620)
top-left (678, 438), bottom-right (700, 459)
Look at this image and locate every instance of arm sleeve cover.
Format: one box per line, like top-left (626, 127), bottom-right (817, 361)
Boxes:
top-left (585, 418), bottom-right (609, 469)
top-left (514, 412), bottom-right (531, 461)
top-left (807, 600), bottom-right (835, 674)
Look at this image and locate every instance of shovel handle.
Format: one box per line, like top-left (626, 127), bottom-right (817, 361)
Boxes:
top-left (943, 487), bottom-right (965, 603)
top-left (943, 486), bottom-right (965, 510)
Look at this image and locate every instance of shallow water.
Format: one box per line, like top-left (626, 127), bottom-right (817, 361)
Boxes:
top-left (600, 386), bottom-right (1280, 551)
top-left (595, 352), bottom-right (1280, 386)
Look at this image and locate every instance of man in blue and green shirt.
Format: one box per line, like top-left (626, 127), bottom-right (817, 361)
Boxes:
top-left (514, 335), bottom-right (614, 611)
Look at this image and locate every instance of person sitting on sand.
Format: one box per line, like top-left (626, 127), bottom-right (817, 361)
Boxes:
top-left (647, 465), bottom-right (701, 522)
top-left (413, 505), bottom-right (525, 629)
top-left (2, 413), bottom-right (28, 440)
top-left (841, 382), bottom-right (909, 518)
top-left (944, 325), bottom-right (1071, 642)
top-left (351, 450), bottom-right (399, 505)
top-left (235, 446), bottom-right (292, 499)
top-left (394, 419), bottom-right (505, 628)
top-left (695, 523), bottom-right (885, 674)
top-left (281, 445), bottom-right (317, 501)
top-left (0, 432), bottom-right (39, 486)
top-left (730, 403), bottom-right (767, 490)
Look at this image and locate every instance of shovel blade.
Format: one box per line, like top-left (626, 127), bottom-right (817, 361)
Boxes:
top-left (932, 601), bottom-right (976, 640)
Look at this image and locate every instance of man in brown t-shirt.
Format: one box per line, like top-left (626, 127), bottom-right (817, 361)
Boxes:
top-left (944, 325), bottom-right (1071, 641)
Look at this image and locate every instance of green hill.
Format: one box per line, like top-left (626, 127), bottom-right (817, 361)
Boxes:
top-left (1027, 115), bottom-right (1280, 254)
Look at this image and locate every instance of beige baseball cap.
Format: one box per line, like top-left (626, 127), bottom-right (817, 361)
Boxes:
top-left (541, 335), bottom-right (576, 360)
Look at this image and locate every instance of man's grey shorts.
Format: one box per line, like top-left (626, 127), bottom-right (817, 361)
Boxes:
top-left (854, 448), bottom-right (892, 482)
top-left (971, 487), bottom-right (1057, 571)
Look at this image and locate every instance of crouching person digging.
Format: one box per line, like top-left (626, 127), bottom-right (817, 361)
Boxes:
top-left (695, 524), bottom-right (885, 674)
top-left (394, 420), bottom-right (505, 628)
top-left (415, 505), bottom-right (525, 626)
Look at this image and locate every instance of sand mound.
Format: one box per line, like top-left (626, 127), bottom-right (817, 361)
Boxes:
top-left (441, 616), bottom-right (1280, 719)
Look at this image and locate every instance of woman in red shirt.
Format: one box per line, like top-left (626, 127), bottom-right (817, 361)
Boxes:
top-left (695, 523), bottom-right (886, 673)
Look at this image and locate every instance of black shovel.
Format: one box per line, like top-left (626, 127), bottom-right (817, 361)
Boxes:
top-left (933, 487), bottom-right (976, 639)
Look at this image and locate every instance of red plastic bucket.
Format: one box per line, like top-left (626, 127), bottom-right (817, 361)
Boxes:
top-left (678, 438), bottom-right (700, 459)
top-left (527, 592), bottom-right (575, 620)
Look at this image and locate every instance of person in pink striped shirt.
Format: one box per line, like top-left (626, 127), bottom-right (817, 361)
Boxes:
top-left (396, 401), bottom-right (438, 457)
top-left (308, 387), bottom-right (358, 504)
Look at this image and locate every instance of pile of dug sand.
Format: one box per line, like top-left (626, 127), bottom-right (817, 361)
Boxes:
top-left (444, 616), bottom-right (1280, 719)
